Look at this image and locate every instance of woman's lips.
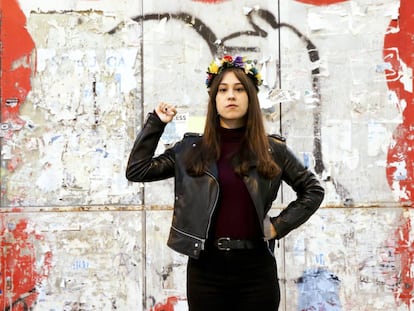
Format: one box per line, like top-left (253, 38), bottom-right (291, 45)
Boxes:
top-left (226, 104), bottom-right (238, 108)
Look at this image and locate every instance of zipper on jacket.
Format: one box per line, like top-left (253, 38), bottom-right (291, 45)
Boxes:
top-left (204, 170), bottom-right (220, 247)
top-left (171, 225), bottom-right (206, 248)
top-left (170, 171), bottom-right (219, 252)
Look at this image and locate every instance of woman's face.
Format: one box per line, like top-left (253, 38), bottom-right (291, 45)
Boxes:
top-left (215, 71), bottom-right (249, 129)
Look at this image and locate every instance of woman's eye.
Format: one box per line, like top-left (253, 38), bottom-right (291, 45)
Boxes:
top-left (218, 88), bottom-right (227, 92)
top-left (235, 87), bottom-right (245, 92)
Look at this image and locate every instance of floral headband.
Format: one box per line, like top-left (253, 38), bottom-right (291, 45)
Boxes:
top-left (205, 55), bottom-right (263, 89)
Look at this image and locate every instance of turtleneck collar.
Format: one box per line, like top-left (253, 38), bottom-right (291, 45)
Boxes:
top-left (218, 126), bottom-right (246, 142)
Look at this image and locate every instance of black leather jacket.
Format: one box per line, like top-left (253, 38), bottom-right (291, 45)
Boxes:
top-left (126, 112), bottom-right (324, 259)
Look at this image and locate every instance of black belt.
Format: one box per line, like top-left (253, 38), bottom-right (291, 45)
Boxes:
top-left (213, 237), bottom-right (265, 251)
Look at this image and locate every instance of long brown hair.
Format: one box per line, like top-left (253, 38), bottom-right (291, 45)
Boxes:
top-left (186, 67), bottom-right (280, 179)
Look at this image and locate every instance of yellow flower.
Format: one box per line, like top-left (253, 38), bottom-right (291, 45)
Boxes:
top-left (256, 73), bottom-right (262, 85)
top-left (208, 61), bottom-right (219, 74)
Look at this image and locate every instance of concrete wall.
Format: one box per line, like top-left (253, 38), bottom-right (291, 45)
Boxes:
top-left (1, 0), bottom-right (413, 310)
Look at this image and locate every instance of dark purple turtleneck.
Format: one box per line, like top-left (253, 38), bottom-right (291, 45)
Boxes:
top-left (212, 126), bottom-right (262, 239)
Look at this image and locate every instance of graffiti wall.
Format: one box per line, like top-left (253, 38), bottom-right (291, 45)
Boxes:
top-left (1, 0), bottom-right (413, 310)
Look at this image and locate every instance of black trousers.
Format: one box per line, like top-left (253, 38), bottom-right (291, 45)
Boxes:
top-left (187, 245), bottom-right (280, 311)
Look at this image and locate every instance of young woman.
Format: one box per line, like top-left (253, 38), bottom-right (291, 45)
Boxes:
top-left (126, 55), bottom-right (324, 311)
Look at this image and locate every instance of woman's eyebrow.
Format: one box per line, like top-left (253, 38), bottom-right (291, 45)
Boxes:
top-left (219, 82), bottom-right (243, 86)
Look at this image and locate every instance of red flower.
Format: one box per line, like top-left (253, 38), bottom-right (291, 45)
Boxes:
top-left (222, 55), bottom-right (233, 63)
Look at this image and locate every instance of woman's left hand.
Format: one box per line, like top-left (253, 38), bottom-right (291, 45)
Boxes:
top-left (263, 215), bottom-right (277, 240)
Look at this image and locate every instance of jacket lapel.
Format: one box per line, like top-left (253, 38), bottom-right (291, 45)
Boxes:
top-left (243, 171), bottom-right (267, 226)
top-left (205, 161), bottom-right (219, 180)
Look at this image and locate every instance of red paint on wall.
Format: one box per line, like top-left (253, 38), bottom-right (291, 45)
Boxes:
top-left (0, 217), bottom-right (52, 310)
top-left (384, 0), bottom-right (414, 206)
top-left (0, 0), bottom-right (35, 122)
top-left (384, 0), bottom-right (414, 307)
top-left (393, 217), bottom-right (414, 306)
top-left (150, 296), bottom-right (187, 311)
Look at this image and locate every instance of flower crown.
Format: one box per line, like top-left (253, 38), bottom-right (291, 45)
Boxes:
top-left (205, 55), bottom-right (263, 89)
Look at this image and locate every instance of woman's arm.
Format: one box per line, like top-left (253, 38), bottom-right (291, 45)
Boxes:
top-left (270, 145), bottom-right (325, 239)
top-left (126, 103), bottom-right (177, 182)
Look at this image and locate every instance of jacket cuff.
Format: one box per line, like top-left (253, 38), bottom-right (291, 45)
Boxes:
top-left (146, 110), bottom-right (167, 128)
top-left (270, 216), bottom-right (288, 240)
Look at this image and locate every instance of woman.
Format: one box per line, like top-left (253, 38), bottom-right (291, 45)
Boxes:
top-left (126, 55), bottom-right (324, 311)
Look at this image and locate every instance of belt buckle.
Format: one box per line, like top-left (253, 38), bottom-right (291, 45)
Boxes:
top-left (217, 237), bottom-right (231, 251)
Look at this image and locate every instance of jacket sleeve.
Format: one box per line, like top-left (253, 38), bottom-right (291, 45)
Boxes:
top-left (270, 145), bottom-right (324, 239)
top-left (125, 112), bottom-right (175, 182)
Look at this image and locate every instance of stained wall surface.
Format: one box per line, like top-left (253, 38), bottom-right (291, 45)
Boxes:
top-left (1, 0), bottom-right (413, 310)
